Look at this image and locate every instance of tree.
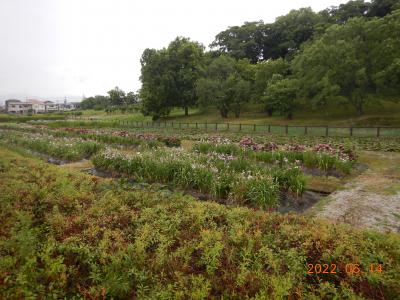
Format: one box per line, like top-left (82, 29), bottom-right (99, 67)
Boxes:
top-left (254, 58), bottom-right (290, 108)
top-left (140, 48), bottom-right (174, 119)
top-left (262, 75), bottom-right (299, 119)
top-left (125, 92), bottom-right (138, 105)
top-left (368, 0), bottom-right (400, 17)
top-left (196, 56), bottom-right (252, 118)
top-left (139, 37), bottom-right (204, 119)
top-left (211, 9), bottom-right (322, 62)
top-left (167, 37), bottom-right (204, 115)
top-left (322, 0), bottom-right (370, 24)
top-left (108, 87), bottom-right (126, 106)
top-left (196, 55), bottom-right (235, 118)
top-left (80, 95), bottom-right (110, 110)
top-left (211, 22), bottom-right (264, 63)
top-left (229, 76), bottom-right (251, 118)
top-left (293, 11), bottom-right (400, 114)
top-left (262, 8), bottom-right (322, 60)
top-left (367, 9), bottom-right (400, 98)
top-left (292, 24), bottom-right (371, 114)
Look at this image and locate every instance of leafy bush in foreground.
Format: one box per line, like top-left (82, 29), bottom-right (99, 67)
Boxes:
top-left (0, 147), bottom-right (399, 299)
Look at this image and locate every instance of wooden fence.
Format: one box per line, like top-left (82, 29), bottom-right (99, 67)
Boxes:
top-left (111, 120), bottom-right (400, 137)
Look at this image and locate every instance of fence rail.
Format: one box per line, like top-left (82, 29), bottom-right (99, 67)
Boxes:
top-left (109, 120), bottom-right (400, 137)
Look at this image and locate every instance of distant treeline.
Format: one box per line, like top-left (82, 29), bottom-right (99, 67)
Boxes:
top-left (80, 87), bottom-right (139, 113)
top-left (138, 0), bottom-right (400, 119)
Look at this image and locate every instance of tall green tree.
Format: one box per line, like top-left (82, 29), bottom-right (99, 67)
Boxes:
top-left (211, 8), bottom-right (321, 62)
top-left (125, 92), bottom-right (138, 105)
top-left (196, 55), bottom-right (236, 118)
top-left (108, 87), bottom-right (126, 106)
top-left (80, 95), bottom-right (110, 110)
top-left (211, 22), bottom-right (264, 63)
top-left (368, 0), bottom-right (400, 17)
top-left (254, 58), bottom-right (290, 110)
top-left (262, 8), bottom-right (322, 60)
top-left (293, 10), bottom-right (400, 114)
top-left (322, 0), bottom-right (370, 24)
top-left (139, 37), bottom-right (204, 119)
top-left (140, 48), bottom-right (173, 119)
top-left (196, 56), bottom-right (253, 118)
top-left (262, 74), bottom-right (299, 119)
top-left (167, 37), bottom-right (204, 116)
top-left (229, 75), bottom-right (252, 118)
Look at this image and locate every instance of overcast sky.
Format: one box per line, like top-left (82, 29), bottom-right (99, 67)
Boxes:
top-left (0, 0), bottom-right (346, 103)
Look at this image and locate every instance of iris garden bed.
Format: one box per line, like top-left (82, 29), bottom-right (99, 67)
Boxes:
top-left (0, 130), bottom-right (102, 162)
top-left (92, 147), bottom-right (306, 209)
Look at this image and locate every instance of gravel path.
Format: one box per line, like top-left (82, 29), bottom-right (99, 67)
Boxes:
top-left (316, 151), bottom-right (400, 233)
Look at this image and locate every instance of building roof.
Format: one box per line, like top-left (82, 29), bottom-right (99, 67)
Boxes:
top-left (5, 99), bottom-right (21, 103)
top-left (26, 99), bottom-right (44, 104)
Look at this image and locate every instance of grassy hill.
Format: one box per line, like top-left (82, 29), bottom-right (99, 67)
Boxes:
top-left (79, 100), bottom-right (400, 127)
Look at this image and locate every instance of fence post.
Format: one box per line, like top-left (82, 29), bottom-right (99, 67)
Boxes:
top-left (325, 126), bottom-right (329, 137)
top-left (215, 123), bottom-right (217, 131)
top-left (196, 122), bottom-right (198, 129)
top-left (205, 122), bottom-right (207, 131)
top-left (172, 122), bottom-right (174, 128)
top-left (350, 127), bottom-right (353, 136)
top-left (377, 127), bottom-right (381, 138)
top-left (179, 123), bottom-right (181, 129)
top-left (227, 123), bottom-right (230, 131)
top-left (253, 124), bottom-right (256, 131)
top-left (268, 125), bottom-right (271, 133)
top-left (285, 125), bottom-right (288, 135)
top-left (305, 126), bottom-right (308, 135)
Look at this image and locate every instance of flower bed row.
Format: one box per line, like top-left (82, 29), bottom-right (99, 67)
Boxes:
top-left (0, 124), bottom-right (181, 148)
top-left (0, 130), bottom-right (103, 161)
top-left (193, 138), bottom-right (357, 175)
top-left (92, 148), bottom-right (305, 209)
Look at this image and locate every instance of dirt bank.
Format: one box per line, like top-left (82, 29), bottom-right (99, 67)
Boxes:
top-left (314, 151), bottom-right (400, 232)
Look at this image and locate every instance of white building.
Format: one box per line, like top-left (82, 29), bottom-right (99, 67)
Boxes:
top-left (5, 99), bottom-right (32, 114)
top-left (5, 98), bottom-right (78, 114)
top-left (44, 101), bottom-right (59, 112)
top-left (26, 99), bottom-right (46, 113)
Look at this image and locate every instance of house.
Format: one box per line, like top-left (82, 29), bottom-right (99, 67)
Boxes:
top-left (4, 98), bottom-right (78, 114)
top-left (44, 101), bottom-right (59, 112)
top-left (5, 99), bottom-right (32, 114)
top-left (58, 100), bottom-right (77, 111)
top-left (26, 99), bottom-right (46, 113)
top-left (70, 102), bottom-right (81, 109)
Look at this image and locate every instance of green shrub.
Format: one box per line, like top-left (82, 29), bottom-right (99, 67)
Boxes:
top-left (0, 148), bottom-right (399, 299)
